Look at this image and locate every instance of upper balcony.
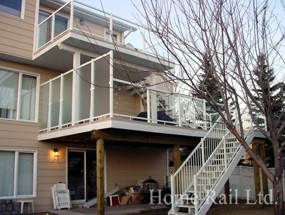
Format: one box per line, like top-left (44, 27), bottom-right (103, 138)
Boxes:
top-left (38, 51), bottom-right (218, 141)
top-left (34, 0), bottom-right (173, 72)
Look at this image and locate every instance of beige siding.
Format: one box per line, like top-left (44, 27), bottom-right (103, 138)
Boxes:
top-left (74, 17), bottom-right (105, 39)
top-left (0, 0), bottom-right (36, 59)
top-left (114, 88), bottom-right (142, 116)
top-left (0, 60), bottom-right (168, 211)
top-left (106, 145), bottom-right (168, 192)
top-left (0, 60), bottom-right (65, 211)
top-left (0, 60), bottom-right (59, 83)
top-left (73, 17), bottom-right (124, 43)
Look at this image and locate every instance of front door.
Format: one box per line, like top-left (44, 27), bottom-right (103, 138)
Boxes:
top-left (67, 150), bottom-right (96, 203)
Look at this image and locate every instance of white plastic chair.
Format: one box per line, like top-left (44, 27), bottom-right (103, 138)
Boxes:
top-left (51, 183), bottom-right (72, 210)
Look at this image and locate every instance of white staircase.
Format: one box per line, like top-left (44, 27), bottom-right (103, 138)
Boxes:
top-left (169, 116), bottom-right (254, 215)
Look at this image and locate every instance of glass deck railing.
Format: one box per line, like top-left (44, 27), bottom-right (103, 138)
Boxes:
top-left (39, 52), bottom-right (215, 133)
top-left (35, 0), bottom-right (169, 59)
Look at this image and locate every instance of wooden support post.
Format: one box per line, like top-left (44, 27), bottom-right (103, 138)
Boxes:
top-left (173, 144), bottom-right (181, 171)
top-left (259, 142), bottom-right (269, 196)
top-left (96, 139), bottom-right (105, 215)
top-left (224, 180), bottom-right (230, 202)
top-left (252, 142), bottom-right (261, 205)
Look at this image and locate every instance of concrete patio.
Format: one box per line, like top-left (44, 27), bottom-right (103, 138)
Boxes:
top-left (49, 204), bottom-right (169, 215)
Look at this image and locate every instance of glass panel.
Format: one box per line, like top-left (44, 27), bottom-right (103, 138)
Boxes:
top-left (77, 64), bottom-right (91, 121)
top-left (0, 0), bottom-right (22, 17)
top-left (0, 70), bottom-right (19, 120)
top-left (17, 153), bottom-right (33, 195)
top-left (86, 151), bottom-right (96, 200)
top-left (55, 15), bottom-right (67, 37)
top-left (38, 16), bottom-right (51, 48)
top-left (62, 72), bottom-right (72, 125)
top-left (40, 84), bottom-right (49, 129)
top-left (50, 78), bottom-right (60, 127)
top-left (20, 75), bottom-right (36, 121)
top-left (0, 151), bottom-right (15, 197)
top-left (94, 56), bottom-right (110, 116)
top-left (68, 151), bottom-right (85, 201)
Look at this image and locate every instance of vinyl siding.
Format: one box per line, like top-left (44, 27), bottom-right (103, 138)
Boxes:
top-left (0, 60), bottom-right (65, 211)
top-left (0, 59), bottom-right (170, 211)
top-left (114, 88), bottom-right (142, 116)
top-left (0, 0), bottom-right (36, 59)
top-left (106, 145), bottom-right (168, 192)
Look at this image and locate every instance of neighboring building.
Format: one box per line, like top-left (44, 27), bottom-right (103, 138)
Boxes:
top-left (0, 0), bottom-right (210, 212)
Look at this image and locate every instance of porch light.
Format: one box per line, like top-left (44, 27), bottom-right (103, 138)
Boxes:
top-left (53, 148), bottom-right (59, 158)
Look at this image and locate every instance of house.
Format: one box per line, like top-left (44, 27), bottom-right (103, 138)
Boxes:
top-left (1, 0), bottom-right (272, 214)
top-left (0, 0), bottom-right (213, 212)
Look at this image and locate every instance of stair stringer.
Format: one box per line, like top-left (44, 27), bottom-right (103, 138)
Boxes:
top-left (195, 131), bottom-right (255, 215)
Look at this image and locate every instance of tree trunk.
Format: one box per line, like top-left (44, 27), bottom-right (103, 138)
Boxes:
top-left (273, 172), bottom-right (284, 215)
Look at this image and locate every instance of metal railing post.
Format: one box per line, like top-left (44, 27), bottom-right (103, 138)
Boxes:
top-left (147, 89), bottom-right (150, 123)
top-left (51, 15), bottom-right (55, 41)
top-left (178, 95), bottom-right (182, 126)
top-left (70, 0), bottom-right (74, 30)
top-left (90, 60), bottom-right (95, 120)
top-left (109, 14), bottom-right (113, 42)
top-left (109, 51), bottom-right (114, 118)
top-left (194, 175), bottom-right (198, 214)
top-left (59, 74), bottom-right (63, 128)
top-left (223, 137), bottom-right (227, 168)
top-left (201, 139), bottom-right (205, 164)
top-left (47, 81), bottom-right (52, 131)
top-left (170, 174), bottom-right (175, 214)
top-left (203, 99), bottom-right (206, 129)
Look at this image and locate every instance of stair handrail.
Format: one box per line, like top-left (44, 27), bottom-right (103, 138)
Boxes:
top-left (170, 115), bottom-right (226, 213)
top-left (193, 110), bottom-right (254, 213)
top-left (172, 115), bottom-right (224, 176)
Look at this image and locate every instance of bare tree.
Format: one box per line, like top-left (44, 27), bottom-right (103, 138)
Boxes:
top-left (138, 0), bottom-right (285, 214)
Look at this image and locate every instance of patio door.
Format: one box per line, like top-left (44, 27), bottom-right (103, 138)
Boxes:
top-left (67, 150), bottom-right (96, 203)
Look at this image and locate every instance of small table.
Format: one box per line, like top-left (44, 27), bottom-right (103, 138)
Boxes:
top-left (18, 199), bottom-right (34, 214)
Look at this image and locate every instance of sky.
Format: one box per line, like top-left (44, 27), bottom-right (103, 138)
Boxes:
top-left (80, 0), bottom-right (139, 21)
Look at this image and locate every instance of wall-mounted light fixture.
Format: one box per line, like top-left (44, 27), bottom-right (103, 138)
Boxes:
top-left (53, 148), bottom-right (59, 158)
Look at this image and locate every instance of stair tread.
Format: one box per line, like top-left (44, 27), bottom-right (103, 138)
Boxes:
top-left (174, 212), bottom-right (192, 215)
top-left (178, 202), bottom-right (195, 206)
top-left (169, 121), bottom-right (242, 215)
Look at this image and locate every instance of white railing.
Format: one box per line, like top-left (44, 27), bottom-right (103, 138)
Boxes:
top-left (39, 53), bottom-right (213, 133)
top-left (169, 108), bottom-right (255, 215)
top-left (193, 130), bottom-right (242, 213)
top-left (35, 0), bottom-right (169, 59)
top-left (39, 52), bottom-right (113, 131)
top-left (170, 116), bottom-right (226, 214)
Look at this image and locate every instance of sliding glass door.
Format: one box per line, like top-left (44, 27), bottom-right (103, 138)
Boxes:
top-left (67, 150), bottom-right (96, 203)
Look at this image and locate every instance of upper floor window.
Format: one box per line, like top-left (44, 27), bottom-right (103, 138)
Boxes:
top-left (0, 69), bottom-right (37, 121)
top-left (104, 30), bottom-right (119, 43)
top-left (0, 150), bottom-right (37, 198)
top-left (0, 0), bottom-right (24, 18)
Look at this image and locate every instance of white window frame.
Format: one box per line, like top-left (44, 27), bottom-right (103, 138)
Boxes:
top-left (0, 149), bottom-right (37, 199)
top-left (0, 0), bottom-right (25, 19)
top-left (0, 67), bottom-right (40, 122)
top-left (104, 29), bottom-right (119, 43)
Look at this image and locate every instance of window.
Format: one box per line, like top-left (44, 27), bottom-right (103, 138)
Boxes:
top-left (0, 0), bottom-right (24, 18)
top-left (0, 150), bottom-right (36, 198)
top-left (104, 30), bottom-right (118, 42)
top-left (0, 69), bottom-right (37, 121)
